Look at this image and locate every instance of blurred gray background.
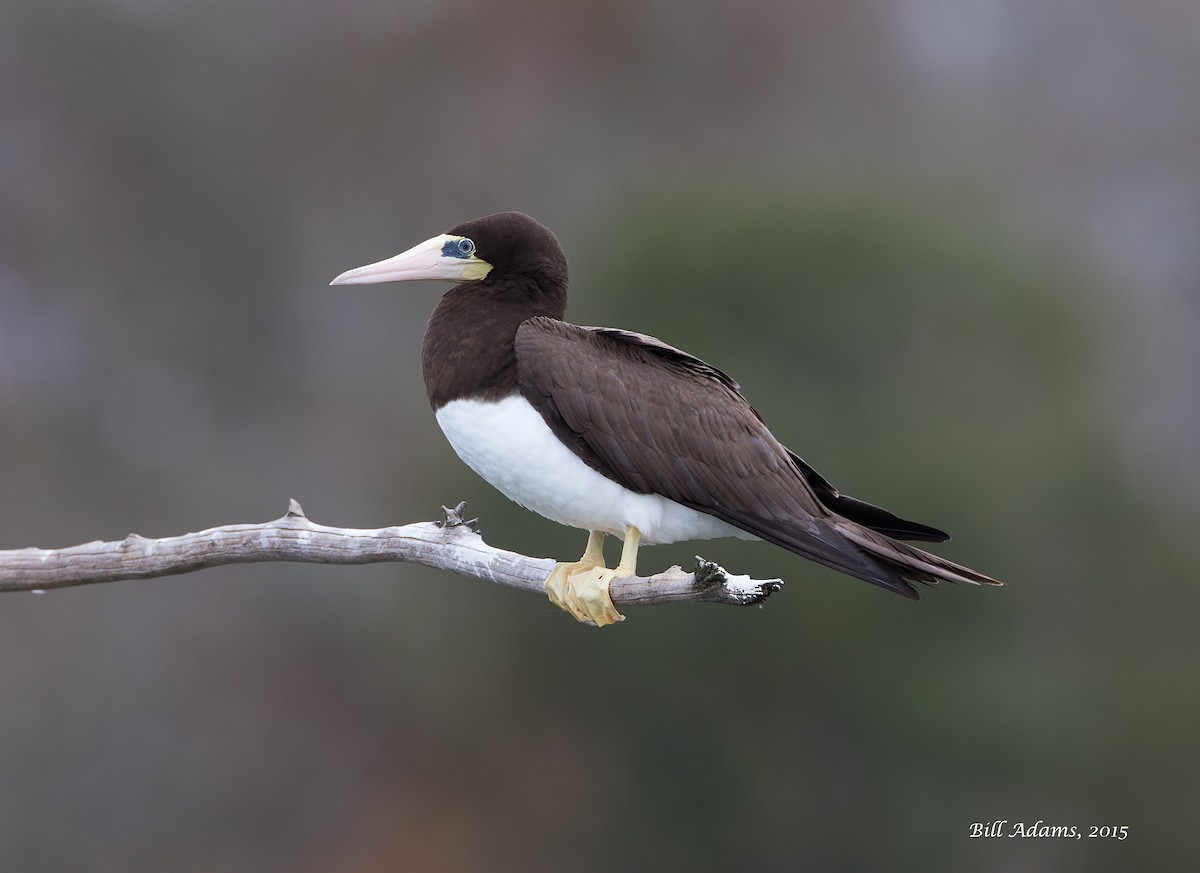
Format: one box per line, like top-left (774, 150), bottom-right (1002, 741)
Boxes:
top-left (2, 1), bottom-right (1197, 870)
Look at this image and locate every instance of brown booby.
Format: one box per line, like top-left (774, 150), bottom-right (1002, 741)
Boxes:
top-left (331, 211), bottom-right (1000, 626)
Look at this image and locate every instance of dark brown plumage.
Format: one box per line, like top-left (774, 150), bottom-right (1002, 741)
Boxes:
top-left (421, 213), bottom-right (568, 407)
top-left (514, 318), bottom-right (996, 599)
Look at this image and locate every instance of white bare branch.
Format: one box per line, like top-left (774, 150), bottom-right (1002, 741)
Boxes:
top-left (0, 500), bottom-right (783, 610)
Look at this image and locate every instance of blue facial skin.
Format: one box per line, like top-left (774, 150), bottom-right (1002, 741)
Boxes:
top-left (442, 238), bottom-right (476, 259)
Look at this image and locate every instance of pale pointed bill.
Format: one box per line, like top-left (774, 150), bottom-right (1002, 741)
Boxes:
top-left (330, 234), bottom-right (490, 285)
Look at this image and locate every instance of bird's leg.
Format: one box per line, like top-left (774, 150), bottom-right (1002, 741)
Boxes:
top-left (613, 525), bottom-right (640, 577)
top-left (544, 526), bottom-right (641, 627)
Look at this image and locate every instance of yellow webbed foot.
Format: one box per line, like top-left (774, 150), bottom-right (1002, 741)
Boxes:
top-left (544, 530), bottom-right (618, 625)
top-left (546, 565), bottom-right (627, 626)
top-left (544, 527), bottom-right (641, 628)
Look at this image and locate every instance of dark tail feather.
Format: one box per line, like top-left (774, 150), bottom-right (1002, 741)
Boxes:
top-left (789, 450), bottom-right (949, 542)
top-left (833, 520), bottom-right (1002, 598)
top-left (707, 512), bottom-right (999, 600)
top-left (819, 492), bottom-right (949, 542)
top-left (702, 510), bottom-right (935, 600)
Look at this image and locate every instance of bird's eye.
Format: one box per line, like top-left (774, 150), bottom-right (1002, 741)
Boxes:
top-left (457, 238), bottom-right (476, 256)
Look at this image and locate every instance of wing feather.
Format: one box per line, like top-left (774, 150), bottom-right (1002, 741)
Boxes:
top-left (513, 318), bottom-right (1004, 597)
top-left (514, 318), bottom-right (928, 596)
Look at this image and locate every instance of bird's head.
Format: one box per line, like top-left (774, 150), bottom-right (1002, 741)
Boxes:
top-left (330, 211), bottom-right (566, 289)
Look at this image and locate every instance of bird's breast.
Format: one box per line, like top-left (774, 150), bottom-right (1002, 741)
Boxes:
top-left (433, 395), bottom-right (751, 545)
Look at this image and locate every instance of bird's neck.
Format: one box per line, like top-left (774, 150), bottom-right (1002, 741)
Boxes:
top-left (422, 278), bottom-right (567, 408)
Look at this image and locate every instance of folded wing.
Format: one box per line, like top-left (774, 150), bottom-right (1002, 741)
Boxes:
top-left (515, 319), bottom-right (1000, 598)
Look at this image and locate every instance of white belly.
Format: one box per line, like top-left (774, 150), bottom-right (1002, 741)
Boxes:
top-left (434, 396), bottom-right (754, 545)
